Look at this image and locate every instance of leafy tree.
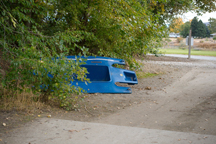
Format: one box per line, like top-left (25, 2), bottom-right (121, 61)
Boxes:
top-left (1, 0), bottom-right (216, 109)
top-left (145, 0), bottom-right (216, 24)
top-left (0, 0), bottom-right (89, 109)
top-left (208, 18), bottom-right (216, 34)
top-left (191, 17), bottom-right (199, 37)
top-left (197, 20), bottom-right (206, 38)
top-left (169, 18), bottom-right (184, 33)
top-left (0, 0), bottom-right (167, 109)
top-left (180, 21), bottom-right (191, 38)
top-left (205, 25), bottom-right (210, 37)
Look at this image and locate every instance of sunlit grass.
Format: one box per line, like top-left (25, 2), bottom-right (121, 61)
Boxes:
top-left (136, 71), bottom-right (159, 79)
top-left (160, 49), bottom-right (216, 57)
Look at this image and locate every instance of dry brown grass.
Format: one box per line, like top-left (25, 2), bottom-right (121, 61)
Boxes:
top-left (164, 38), bottom-right (216, 50)
top-left (177, 37), bottom-right (184, 43)
top-left (193, 38), bottom-right (216, 50)
top-left (0, 54), bottom-right (48, 112)
top-left (195, 43), bottom-right (216, 50)
top-left (0, 88), bottom-right (46, 112)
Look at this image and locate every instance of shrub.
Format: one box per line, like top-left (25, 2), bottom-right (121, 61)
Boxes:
top-left (177, 37), bottom-right (183, 43)
top-left (179, 42), bottom-right (187, 49)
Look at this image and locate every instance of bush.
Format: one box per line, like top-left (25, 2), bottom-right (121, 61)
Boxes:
top-left (179, 42), bottom-right (187, 49)
top-left (177, 37), bottom-right (183, 43)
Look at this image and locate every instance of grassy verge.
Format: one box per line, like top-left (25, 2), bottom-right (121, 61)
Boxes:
top-left (136, 72), bottom-right (159, 79)
top-left (160, 49), bottom-right (216, 57)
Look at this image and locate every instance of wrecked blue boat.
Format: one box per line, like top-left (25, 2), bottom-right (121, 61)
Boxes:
top-left (67, 56), bottom-right (138, 94)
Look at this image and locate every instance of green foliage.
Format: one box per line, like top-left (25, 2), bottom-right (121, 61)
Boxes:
top-left (1, 0), bottom-right (216, 110)
top-left (0, 0), bottom-right (90, 110)
top-left (205, 25), bottom-right (210, 37)
top-left (145, 0), bottom-right (216, 24)
top-left (197, 20), bottom-right (206, 38)
top-left (180, 22), bottom-right (191, 38)
top-left (191, 17), bottom-right (210, 38)
top-left (191, 17), bottom-right (199, 37)
top-left (191, 17), bottom-right (208, 38)
top-left (208, 18), bottom-right (216, 34)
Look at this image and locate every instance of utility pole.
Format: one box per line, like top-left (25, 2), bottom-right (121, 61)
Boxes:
top-left (188, 29), bottom-right (192, 59)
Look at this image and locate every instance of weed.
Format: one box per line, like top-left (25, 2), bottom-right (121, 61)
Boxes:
top-left (136, 71), bottom-right (159, 79)
top-left (177, 37), bottom-right (183, 43)
top-left (0, 88), bottom-right (44, 111)
top-left (179, 42), bottom-right (187, 49)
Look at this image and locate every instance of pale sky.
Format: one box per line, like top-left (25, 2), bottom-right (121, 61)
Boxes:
top-left (181, 11), bottom-right (216, 23)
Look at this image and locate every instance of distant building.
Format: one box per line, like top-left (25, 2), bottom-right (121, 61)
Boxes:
top-left (210, 33), bottom-right (216, 38)
top-left (169, 33), bottom-right (180, 38)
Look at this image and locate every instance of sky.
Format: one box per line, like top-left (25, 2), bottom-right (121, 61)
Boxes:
top-left (181, 11), bottom-right (216, 23)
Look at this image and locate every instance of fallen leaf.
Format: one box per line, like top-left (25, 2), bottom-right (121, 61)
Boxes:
top-left (68, 130), bottom-right (79, 133)
top-left (145, 87), bottom-right (151, 90)
top-left (38, 115), bottom-right (41, 117)
top-left (82, 128), bottom-right (91, 130)
top-left (47, 115), bottom-right (51, 118)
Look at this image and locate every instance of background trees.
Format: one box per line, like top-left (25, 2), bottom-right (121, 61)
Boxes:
top-left (191, 17), bottom-right (199, 37)
top-left (197, 20), bottom-right (206, 38)
top-left (208, 18), bottom-right (216, 34)
top-left (180, 22), bottom-right (191, 38)
top-left (169, 18), bottom-right (184, 33)
top-left (181, 17), bottom-right (210, 38)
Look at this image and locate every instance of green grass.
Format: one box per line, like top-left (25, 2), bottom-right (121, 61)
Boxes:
top-left (136, 72), bottom-right (159, 79)
top-left (160, 49), bottom-right (216, 57)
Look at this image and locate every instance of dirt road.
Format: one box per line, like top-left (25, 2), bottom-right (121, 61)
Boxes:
top-left (93, 67), bottom-right (216, 135)
top-left (1, 56), bottom-right (216, 143)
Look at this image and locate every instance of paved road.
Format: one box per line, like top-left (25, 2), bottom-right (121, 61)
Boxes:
top-left (165, 54), bottom-right (216, 61)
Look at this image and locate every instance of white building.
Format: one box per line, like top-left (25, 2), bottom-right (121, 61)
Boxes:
top-left (210, 33), bottom-right (216, 38)
top-left (169, 33), bottom-right (180, 38)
